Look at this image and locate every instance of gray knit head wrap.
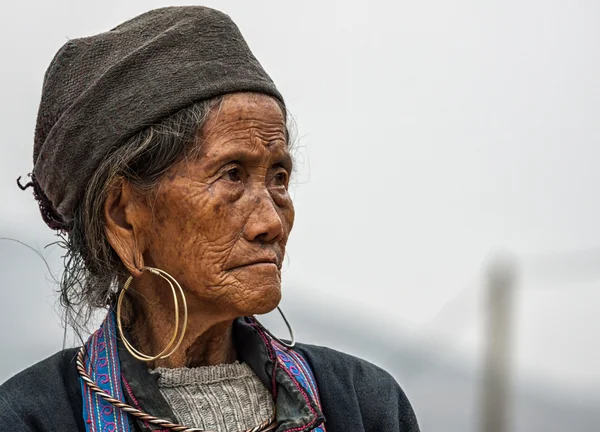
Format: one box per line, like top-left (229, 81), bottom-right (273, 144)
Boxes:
top-left (23, 6), bottom-right (283, 231)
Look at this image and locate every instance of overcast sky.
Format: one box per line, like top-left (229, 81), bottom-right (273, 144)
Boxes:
top-left (1, 0), bottom-right (599, 408)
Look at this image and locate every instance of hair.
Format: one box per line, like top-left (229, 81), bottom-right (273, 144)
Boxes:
top-left (58, 95), bottom-right (293, 338)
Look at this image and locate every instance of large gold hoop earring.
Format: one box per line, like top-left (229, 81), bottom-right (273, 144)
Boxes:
top-left (116, 267), bottom-right (188, 362)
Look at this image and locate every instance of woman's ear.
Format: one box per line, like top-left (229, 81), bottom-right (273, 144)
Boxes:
top-left (104, 179), bottom-right (146, 278)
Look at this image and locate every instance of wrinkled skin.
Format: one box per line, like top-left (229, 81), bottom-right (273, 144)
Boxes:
top-left (104, 93), bottom-right (294, 368)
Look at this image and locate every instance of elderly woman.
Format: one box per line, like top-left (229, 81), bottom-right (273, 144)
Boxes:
top-left (0, 6), bottom-right (419, 432)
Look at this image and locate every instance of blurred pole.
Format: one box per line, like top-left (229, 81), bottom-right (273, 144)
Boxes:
top-left (479, 253), bottom-right (518, 432)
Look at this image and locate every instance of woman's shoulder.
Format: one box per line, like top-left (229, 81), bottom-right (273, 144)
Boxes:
top-left (295, 342), bottom-right (398, 385)
top-left (0, 348), bottom-right (83, 431)
top-left (294, 343), bottom-right (420, 432)
top-left (0, 348), bottom-right (79, 396)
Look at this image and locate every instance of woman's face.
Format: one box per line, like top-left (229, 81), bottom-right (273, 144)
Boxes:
top-left (133, 93), bottom-right (294, 318)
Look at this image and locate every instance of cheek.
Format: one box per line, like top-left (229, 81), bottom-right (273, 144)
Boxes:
top-left (162, 183), bottom-right (242, 238)
top-left (279, 193), bottom-right (295, 231)
top-left (146, 184), bottom-right (243, 270)
top-left (277, 198), bottom-right (295, 248)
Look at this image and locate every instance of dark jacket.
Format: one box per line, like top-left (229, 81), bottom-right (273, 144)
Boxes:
top-left (0, 319), bottom-right (419, 432)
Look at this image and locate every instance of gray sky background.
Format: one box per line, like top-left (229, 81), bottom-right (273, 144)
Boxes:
top-left (1, 1), bottom-right (599, 428)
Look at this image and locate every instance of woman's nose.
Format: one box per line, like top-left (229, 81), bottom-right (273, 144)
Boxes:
top-left (242, 193), bottom-right (284, 244)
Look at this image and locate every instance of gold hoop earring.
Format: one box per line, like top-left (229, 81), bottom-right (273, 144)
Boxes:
top-left (116, 267), bottom-right (188, 362)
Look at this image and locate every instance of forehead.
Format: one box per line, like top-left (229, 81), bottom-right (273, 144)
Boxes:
top-left (203, 92), bottom-right (285, 133)
top-left (194, 93), bottom-right (289, 163)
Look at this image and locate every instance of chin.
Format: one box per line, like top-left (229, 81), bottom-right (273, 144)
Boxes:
top-left (229, 264), bottom-right (282, 316)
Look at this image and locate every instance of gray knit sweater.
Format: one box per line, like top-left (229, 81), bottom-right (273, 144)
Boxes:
top-left (152, 363), bottom-right (275, 431)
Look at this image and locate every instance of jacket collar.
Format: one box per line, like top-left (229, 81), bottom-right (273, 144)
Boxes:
top-left (118, 316), bottom-right (324, 432)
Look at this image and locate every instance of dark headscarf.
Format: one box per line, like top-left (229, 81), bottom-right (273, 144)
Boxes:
top-left (23, 6), bottom-right (283, 231)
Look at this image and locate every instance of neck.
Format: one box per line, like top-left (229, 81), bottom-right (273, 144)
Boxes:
top-left (123, 274), bottom-right (237, 369)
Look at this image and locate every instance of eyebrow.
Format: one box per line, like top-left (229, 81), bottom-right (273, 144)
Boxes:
top-left (203, 145), bottom-right (293, 172)
top-left (274, 152), bottom-right (294, 172)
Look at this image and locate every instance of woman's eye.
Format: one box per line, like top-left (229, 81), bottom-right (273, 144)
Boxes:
top-left (273, 171), bottom-right (288, 187)
top-left (225, 167), bottom-right (242, 182)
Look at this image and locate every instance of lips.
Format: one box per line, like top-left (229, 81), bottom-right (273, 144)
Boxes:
top-left (225, 252), bottom-right (281, 271)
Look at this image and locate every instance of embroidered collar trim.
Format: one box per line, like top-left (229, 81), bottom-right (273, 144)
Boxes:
top-left (80, 311), bottom-right (326, 432)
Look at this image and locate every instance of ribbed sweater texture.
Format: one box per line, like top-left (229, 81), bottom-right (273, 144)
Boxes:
top-left (152, 362), bottom-right (274, 431)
